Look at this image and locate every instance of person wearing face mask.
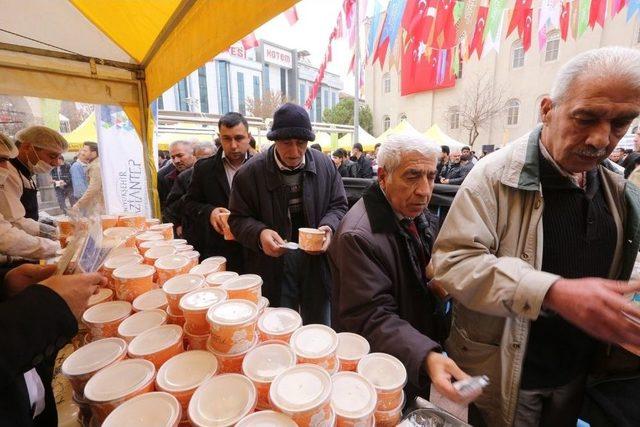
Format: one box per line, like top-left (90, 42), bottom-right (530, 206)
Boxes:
top-left (0, 127), bottom-right (67, 261)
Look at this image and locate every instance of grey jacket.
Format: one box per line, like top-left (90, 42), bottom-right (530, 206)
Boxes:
top-left (228, 146), bottom-right (348, 304)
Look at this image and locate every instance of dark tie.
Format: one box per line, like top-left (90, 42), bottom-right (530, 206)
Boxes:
top-left (401, 218), bottom-right (427, 281)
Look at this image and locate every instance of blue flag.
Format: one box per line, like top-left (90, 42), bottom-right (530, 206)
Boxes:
top-left (367, 0), bottom-right (383, 58)
top-left (373, 0), bottom-right (408, 65)
top-left (628, 0), bottom-right (640, 21)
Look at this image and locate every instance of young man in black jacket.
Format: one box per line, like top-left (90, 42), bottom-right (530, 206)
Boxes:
top-left (183, 113), bottom-right (251, 271)
top-left (350, 142), bottom-right (374, 178)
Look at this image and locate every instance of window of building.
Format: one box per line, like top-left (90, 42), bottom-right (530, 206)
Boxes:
top-left (506, 99), bottom-right (520, 126)
top-left (177, 78), bottom-right (189, 111)
top-left (449, 107), bottom-right (460, 130)
top-left (545, 31), bottom-right (560, 62)
top-left (315, 95), bottom-right (322, 122)
top-left (512, 41), bottom-right (524, 69)
top-left (263, 64), bottom-right (270, 92)
top-left (280, 68), bottom-right (287, 97)
top-left (237, 72), bottom-right (246, 115)
top-left (253, 76), bottom-right (260, 101)
top-left (399, 113), bottom-right (407, 121)
top-left (198, 66), bottom-right (209, 113)
top-left (383, 115), bottom-right (391, 131)
top-left (217, 61), bottom-right (230, 114)
top-left (299, 83), bottom-right (306, 105)
top-left (157, 95), bottom-right (164, 110)
top-left (323, 89), bottom-right (329, 113)
top-left (383, 73), bottom-right (391, 93)
top-left (332, 92), bottom-right (337, 107)
top-left (637, 24), bottom-right (640, 44)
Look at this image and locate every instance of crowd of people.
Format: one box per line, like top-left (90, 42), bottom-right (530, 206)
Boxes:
top-left (1, 46), bottom-right (640, 426)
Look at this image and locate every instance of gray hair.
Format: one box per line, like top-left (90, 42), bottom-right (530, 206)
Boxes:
top-left (15, 126), bottom-right (68, 152)
top-left (169, 140), bottom-right (194, 153)
top-left (377, 131), bottom-right (440, 174)
top-left (551, 46), bottom-right (640, 104)
top-left (194, 141), bottom-right (215, 157)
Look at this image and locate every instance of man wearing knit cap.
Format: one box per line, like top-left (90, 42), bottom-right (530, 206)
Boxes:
top-left (0, 128), bottom-right (63, 260)
top-left (229, 103), bottom-right (348, 324)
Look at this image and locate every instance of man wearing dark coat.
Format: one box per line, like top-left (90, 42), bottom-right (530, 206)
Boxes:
top-left (229, 103), bottom-right (348, 325)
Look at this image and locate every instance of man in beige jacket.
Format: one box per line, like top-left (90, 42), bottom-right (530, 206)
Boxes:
top-left (72, 142), bottom-right (104, 215)
top-left (433, 47), bottom-right (640, 426)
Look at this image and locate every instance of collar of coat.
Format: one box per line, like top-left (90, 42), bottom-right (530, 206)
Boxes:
top-left (264, 145), bottom-right (317, 191)
top-left (501, 124), bottom-right (627, 192)
top-left (363, 181), bottom-right (430, 235)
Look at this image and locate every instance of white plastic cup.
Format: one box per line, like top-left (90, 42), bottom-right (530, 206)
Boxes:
top-left (242, 341), bottom-right (297, 410)
top-left (289, 324), bottom-right (339, 372)
top-left (201, 256), bottom-right (227, 271)
top-left (155, 255), bottom-right (192, 286)
top-left (82, 301), bottom-right (132, 340)
top-left (102, 392), bottom-right (181, 427)
top-left (127, 324), bottom-right (184, 369)
top-left (269, 364), bottom-right (333, 427)
top-left (357, 353), bottom-right (407, 411)
top-left (179, 287), bottom-right (228, 334)
top-left (112, 263), bottom-right (156, 302)
top-left (190, 262), bottom-right (223, 277)
top-left (156, 350), bottom-right (218, 422)
top-left (117, 309), bottom-right (167, 343)
top-left (331, 372), bottom-right (378, 426)
top-left (257, 307), bottom-right (302, 343)
top-left (205, 271), bottom-right (239, 287)
top-left (336, 332), bottom-right (370, 372)
top-left (188, 374), bottom-right (257, 427)
top-left (221, 274), bottom-right (263, 304)
top-left (235, 410), bottom-right (297, 426)
top-left (162, 273), bottom-right (206, 313)
top-left (83, 358), bottom-right (156, 424)
top-left (132, 288), bottom-right (168, 312)
top-left (207, 300), bottom-right (259, 354)
top-left (61, 337), bottom-right (127, 397)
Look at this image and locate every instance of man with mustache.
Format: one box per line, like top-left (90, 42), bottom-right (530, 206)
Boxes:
top-left (432, 47), bottom-right (640, 427)
top-left (329, 131), bottom-right (475, 408)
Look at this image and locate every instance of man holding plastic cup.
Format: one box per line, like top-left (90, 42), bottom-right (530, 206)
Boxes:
top-left (432, 47), bottom-right (640, 426)
top-left (229, 103), bottom-right (348, 325)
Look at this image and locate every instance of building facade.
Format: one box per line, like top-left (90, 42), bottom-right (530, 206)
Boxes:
top-left (364, 5), bottom-right (640, 151)
top-left (158, 40), bottom-right (343, 121)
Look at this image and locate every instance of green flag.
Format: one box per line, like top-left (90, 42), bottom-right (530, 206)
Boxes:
top-left (41, 99), bottom-right (61, 131)
top-left (484, 0), bottom-right (506, 40)
top-left (577, 0), bottom-right (591, 37)
top-left (452, 46), bottom-right (460, 76)
top-left (454, 1), bottom-right (465, 23)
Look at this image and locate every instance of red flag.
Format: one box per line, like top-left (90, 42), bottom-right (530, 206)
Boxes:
top-left (611, 0), bottom-right (627, 17)
top-left (560, 2), bottom-right (570, 41)
top-left (522, 8), bottom-right (533, 52)
top-left (284, 6), bottom-right (299, 26)
top-left (507, 0), bottom-right (533, 38)
top-left (433, 0), bottom-right (457, 48)
top-left (589, 0), bottom-right (607, 28)
top-left (348, 53), bottom-right (356, 74)
top-left (468, 6), bottom-right (488, 59)
top-left (241, 33), bottom-right (259, 50)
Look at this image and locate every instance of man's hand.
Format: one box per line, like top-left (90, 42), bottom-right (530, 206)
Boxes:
top-left (176, 225), bottom-right (183, 238)
top-left (4, 264), bottom-right (57, 298)
top-left (425, 352), bottom-right (472, 404)
top-left (40, 273), bottom-right (105, 320)
top-left (303, 226), bottom-right (332, 255)
top-left (544, 278), bottom-right (640, 347)
top-left (259, 229), bottom-right (287, 258)
top-left (441, 178), bottom-right (450, 184)
top-left (210, 207), bottom-right (230, 235)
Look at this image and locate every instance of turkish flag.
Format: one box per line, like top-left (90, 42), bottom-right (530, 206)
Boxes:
top-left (433, 0), bottom-right (457, 48)
top-left (560, 2), bottom-right (570, 40)
top-left (284, 6), bottom-right (298, 26)
top-left (469, 6), bottom-right (488, 59)
top-left (241, 33), bottom-right (259, 50)
top-left (589, 0), bottom-right (607, 28)
top-left (522, 8), bottom-right (533, 51)
top-left (507, 0), bottom-right (533, 38)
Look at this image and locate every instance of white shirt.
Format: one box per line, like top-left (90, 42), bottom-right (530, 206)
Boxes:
top-left (221, 152), bottom-right (248, 188)
top-left (24, 368), bottom-right (45, 418)
top-left (274, 149), bottom-right (306, 171)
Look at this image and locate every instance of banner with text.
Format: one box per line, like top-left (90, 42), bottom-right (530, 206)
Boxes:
top-left (96, 105), bottom-right (151, 216)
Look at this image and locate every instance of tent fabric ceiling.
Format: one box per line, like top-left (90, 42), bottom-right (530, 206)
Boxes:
top-left (0, 0), bottom-right (133, 62)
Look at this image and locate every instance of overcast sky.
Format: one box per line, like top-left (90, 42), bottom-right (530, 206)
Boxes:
top-left (256, 0), bottom-right (388, 95)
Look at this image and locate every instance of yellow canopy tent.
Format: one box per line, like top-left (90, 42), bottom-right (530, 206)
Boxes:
top-left (0, 0), bottom-right (297, 215)
top-left (423, 124), bottom-right (466, 149)
top-left (337, 127), bottom-right (377, 152)
top-left (315, 132), bottom-right (333, 152)
top-left (63, 111), bottom-right (97, 151)
top-left (375, 119), bottom-right (420, 144)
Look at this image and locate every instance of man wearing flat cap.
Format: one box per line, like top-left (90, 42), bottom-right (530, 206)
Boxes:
top-left (229, 103), bottom-right (348, 324)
